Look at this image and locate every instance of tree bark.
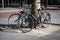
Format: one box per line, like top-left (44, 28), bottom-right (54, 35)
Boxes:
top-left (32, 0), bottom-right (41, 18)
top-left (32, 0), bottom-right (41, 28)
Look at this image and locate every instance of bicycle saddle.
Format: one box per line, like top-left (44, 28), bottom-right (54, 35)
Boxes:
top-left (20, 11), bottom-right (26, 14)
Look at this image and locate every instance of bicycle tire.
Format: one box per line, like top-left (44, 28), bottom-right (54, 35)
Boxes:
top-left (18, 15), bottom-right (34, 33)
top-left (8, 14), bottom-right (20, 28)
top-left (40, 12), bottom-right (51, 28)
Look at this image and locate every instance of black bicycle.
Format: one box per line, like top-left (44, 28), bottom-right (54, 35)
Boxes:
top-left (8, 2), bottom-right (51, 33)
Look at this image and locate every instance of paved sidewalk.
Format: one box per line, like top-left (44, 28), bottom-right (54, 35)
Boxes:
top-left (43, 5), bottom-right (60, 10)
top-left (49, 10), bottom-right (60, 24)
top-left (0, 25), bottom-right (60, 40)
top-left (0, 7), bottom-right (21, 12)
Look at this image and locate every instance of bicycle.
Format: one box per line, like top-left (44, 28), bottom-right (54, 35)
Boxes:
top-left (8, 2), bottom-right (51, 33)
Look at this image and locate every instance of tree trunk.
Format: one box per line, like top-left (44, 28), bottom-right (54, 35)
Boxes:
top-left (32, 0), bottom-right (41, 18)
top-left (32, 0), bottom-right (41, 28)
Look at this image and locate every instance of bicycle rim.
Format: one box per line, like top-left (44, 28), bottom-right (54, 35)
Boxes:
top-left (19, 16), bottom-right (34, 33)
top-left (8, 14), bottom-right (20, 28)
top-left (40, 13), bottom-right (51, 28)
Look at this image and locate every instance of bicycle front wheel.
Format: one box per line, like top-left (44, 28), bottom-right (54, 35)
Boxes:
top-left (8, 14), bottom-right (20, 28)
top-left (19, 15), bottom-right (34, 33)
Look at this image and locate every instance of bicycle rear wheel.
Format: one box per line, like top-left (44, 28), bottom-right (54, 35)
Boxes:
top-left (8, 14), bottom-right (20, 28)
top-left (19, 15), bottom-right (34, 33)
top-left (40, 12), bottom-right (51, 28)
